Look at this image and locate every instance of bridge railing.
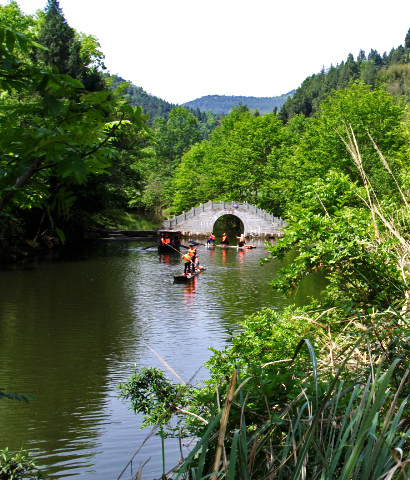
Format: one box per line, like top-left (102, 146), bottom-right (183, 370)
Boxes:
top-left (162, 201), bottom-right (286, 228)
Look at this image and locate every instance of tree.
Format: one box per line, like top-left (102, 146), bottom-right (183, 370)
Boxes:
top-left (360, 59), bottom-right (377, 86)
top-left (278, 83), bottom-right (408, 215)
top-left (0, 1), bottom-right (39, 38)
top-left (37, 0), bottom-right (82, 78)
top-left (172, 107), bottom-right (285, 214)
top-left (153, 106), bottom-right (201, 166)
top-left (0, 26), bottom-right (150, 220)
top-left (405, 28), bottom-right (410, 62)
top-left (357, 49), bottom-right (366, 63)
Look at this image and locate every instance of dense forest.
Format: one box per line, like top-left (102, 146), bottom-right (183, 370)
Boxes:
top-left (279, 36), bottom-right (410, 122)
top-left (182, 92), bottom-right (296, 115)
top-left (2, 1), bottom-right (410, 478)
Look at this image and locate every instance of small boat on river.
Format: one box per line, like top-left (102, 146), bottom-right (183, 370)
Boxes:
top-left (158, 230), bottom-right (182, 253)
top-left (174, 268), bottom-right (206, 281)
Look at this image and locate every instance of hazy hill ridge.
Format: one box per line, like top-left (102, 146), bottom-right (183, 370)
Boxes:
top-left (182, 92), bottom-right (296, 115)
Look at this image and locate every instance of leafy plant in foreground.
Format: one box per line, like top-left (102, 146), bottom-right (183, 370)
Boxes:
top-left (0, 448), bottom-right (45, 479)
top-left (176, 348), bottom-right (410, 480)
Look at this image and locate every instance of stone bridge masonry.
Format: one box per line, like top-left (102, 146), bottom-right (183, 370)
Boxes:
top-left (160, 201), bottom-right (286, 237)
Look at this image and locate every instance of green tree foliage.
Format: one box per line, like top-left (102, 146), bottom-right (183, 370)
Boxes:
top-left (153, 106), bottom-right (201, 165)
top-left (378, 63), bottom-right (410, 100)
top-left (279, 83), bottom-right (407, 214)
top-left (172, 106), bottom-right (285, 214)
top-left (0, 26), bottom-right (149, 222)
top-left (106, 73), bottom-right (221, 138)
top-left (278, 29), bottom-right (410, 123)
top-left (140, 107), bottom-right (201, 210)
top-left (107, 73), bottom-right (176, 122)
top-left (37, 0), bottom-right (81, 77)
top-left (0, 448), bottom-right (45, 479)
top-left (0, 1), bottom-right (40, 38)
top-left (36, 0), bottom-right (104, 91)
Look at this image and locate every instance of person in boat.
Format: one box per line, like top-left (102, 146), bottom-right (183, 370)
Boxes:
top-left (236, 233), bottom-right (246, 247)
top-left (221, 233), bottom-right (229, 245)
top-left (161, 234), bottom-right (171, 245)
top-left (194, 256), bottom-right (205, 272)
top-left (183, 252), bottom-right (192, 275)
top-left (207, 233), bottom-right (216, 244)
top-left (188, 246), bottom-right (197, 273)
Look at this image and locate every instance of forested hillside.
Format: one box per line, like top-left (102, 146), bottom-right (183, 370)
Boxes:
top-left (2, 0), bottom-right (410, 262)
top-left (183, 91), bottom-right (296, 114)
top-left (105, 73), bottom-right (220, 139)
top-left (106, 73), bottom-right (176, 121)
top-left (279, 31), bottom-right (410, 122)
top-left (0, 0), bottom-right (219, 260)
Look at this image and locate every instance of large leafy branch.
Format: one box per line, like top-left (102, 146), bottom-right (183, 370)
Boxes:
top-left (0, 26), bottom-right (150, 215)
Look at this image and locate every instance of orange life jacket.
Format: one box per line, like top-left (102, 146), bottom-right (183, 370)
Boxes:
top-left (184, 253), bottom-right (191, 261)
top-left (165, 238), bottom-right (171, 244)
top-left (188, 247), bottom-right (196, 257)
top-left (210, 234), bottom-right (216, 241)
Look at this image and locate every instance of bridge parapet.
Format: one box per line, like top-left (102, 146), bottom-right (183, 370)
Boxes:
top-left (161, 201), bottom-right (286, 237)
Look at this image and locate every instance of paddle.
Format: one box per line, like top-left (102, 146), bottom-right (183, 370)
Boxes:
top-left (142, 244), bottom-right (157, 250)
top-left (173, 257), bottom-right (186, 274)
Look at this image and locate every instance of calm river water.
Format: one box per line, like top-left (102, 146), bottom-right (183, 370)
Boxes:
top-left (0, 238), bottom-right (325, 479)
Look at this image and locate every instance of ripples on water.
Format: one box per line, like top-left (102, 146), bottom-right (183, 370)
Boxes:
top-left (0, 239), bottom-right (326, 478)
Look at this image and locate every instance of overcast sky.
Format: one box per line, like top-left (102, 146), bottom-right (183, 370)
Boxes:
top-left (4, 0), bottom-right (410, 105)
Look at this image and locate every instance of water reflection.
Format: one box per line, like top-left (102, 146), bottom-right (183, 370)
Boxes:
top-left (0, 239), bottom-right (327, 479)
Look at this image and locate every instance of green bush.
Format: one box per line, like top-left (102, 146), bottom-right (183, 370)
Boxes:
top-left (0, 448), bottom-right (44, 480)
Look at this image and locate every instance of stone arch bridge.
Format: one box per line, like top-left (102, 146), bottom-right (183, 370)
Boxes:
top-left (161, 201), bottom-right (286, 237)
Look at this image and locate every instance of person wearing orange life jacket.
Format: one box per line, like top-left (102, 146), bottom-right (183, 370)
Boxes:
top-left (221, 233), bottom-right (229, 245)
top-left (236, 233), bottom-right (246, 247)
top-left (207, 233), bottom-right (216, 245)
top-left (188, 246), bottom-right (196, 272)
top-left (183, 252), bottom-right (192, 275)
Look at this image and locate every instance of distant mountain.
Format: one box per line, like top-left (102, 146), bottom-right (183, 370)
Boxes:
top-left (182, 91), bottom-right (296, 115)
top-left (106, 74), bottom-right (177, 122)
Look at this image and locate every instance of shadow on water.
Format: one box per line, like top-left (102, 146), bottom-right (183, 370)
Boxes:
top-left (0, 238), bottom-right (327, 479)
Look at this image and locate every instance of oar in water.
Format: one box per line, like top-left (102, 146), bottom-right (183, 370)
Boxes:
top-left (142, 243), bottom-right (157, 250)
top-left (173, 258), bottom-right (187, 274)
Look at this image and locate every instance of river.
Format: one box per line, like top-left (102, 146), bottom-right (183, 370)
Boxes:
top-left (0, 238), bottom-right (326, 479)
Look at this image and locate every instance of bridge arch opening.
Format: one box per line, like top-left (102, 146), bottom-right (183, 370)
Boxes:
top-left (212, 214), bottom-right (244, 239)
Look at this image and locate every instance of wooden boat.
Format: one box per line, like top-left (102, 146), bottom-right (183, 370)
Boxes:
top-left (173, 268), bottom-right (206, 281)
top-left (157, 230), bottom-right (182, 253)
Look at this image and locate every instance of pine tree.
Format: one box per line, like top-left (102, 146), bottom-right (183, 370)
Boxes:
top-left (38, 0), bottom-right (83, 78)
top-left (405, 28), bottom-right (410, 50)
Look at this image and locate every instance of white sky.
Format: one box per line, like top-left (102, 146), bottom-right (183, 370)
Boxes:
top-left (4, 0), bottom-right (410, 105)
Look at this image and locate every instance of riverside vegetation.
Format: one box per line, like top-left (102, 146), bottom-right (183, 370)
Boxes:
top-left (119, 131), bottom-right (410, 479)
top-left (2, 1), bottom-right (410, 478)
